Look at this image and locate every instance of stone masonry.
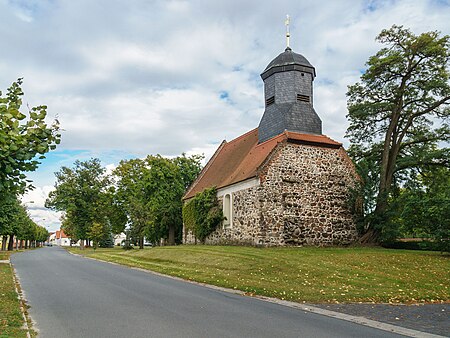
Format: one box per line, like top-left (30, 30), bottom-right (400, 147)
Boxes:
top-left (184, 141), bottom-right (359, 246)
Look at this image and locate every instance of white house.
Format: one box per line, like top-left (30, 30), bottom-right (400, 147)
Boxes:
top-left (49, 229), bottom-right (72, 246)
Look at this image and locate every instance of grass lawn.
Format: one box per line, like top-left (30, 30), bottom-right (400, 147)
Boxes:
top-left (68, 245), bottom-right (449, 304)
top-left (0, 251), bottom-right (10, 260)
top-left (0, 251), bottom-right (33, 338)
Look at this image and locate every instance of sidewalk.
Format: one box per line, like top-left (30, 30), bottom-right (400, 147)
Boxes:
top-left (313, 303), bottom-right (449, 337)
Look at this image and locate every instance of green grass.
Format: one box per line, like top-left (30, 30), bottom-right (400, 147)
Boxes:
top-left (68, 245), bottom-right (449, 304)
top-left (0, 251), bottom-right (10, 260)
top-left (0, 251), bottom-right (32, 338)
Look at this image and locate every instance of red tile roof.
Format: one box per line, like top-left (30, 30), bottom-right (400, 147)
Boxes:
top-left (183, 129), bottom-right (342, 199)
top-left (56, 230), bottom-right (69, 239)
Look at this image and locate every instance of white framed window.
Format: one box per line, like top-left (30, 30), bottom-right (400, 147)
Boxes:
top-left (223, 193), bottom-right (232, 229)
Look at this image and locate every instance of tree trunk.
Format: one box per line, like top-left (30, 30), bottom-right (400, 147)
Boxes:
top-left (168, 225), bottom-right (175, 246)
top-left (359, 227), bottom-right (381, 244)
top-left (139, 237), bottom-right (144, 249)
top-left (8, 235), bottom-right (14, 251)
top-left (1, 236), bottom-right (7, 251)
top-left (359, 195), bottom-right (390, 245)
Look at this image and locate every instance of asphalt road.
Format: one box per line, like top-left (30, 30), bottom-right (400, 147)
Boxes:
top-left (12, 247), bottom-right (406, 338)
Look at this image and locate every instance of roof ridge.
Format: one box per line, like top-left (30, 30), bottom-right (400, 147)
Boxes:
top-left (183, 140), bottom-right (227, 200)
top-left (285, 131), bottom-right (342, 145)
top-left (254, 132), bottom-right (287, 148)
top-left (226, 128), bottom-right (258, 145)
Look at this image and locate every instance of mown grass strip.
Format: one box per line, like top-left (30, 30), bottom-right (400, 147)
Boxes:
top-left (0, 251), bottom-right (34, 338)
top-left (67, 246), bottom-right (449, 304)
top-left (0, 252), bottom-right (10, 261)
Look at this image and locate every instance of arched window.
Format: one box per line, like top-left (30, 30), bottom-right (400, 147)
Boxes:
top-left (223, 194), bottom-right (232, 229)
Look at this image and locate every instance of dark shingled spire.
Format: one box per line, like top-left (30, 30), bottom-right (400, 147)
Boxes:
top-left (258, 48), bottom-right (322, 143)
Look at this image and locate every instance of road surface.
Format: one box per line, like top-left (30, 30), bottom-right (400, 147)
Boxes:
top-left (12, 247), bottom-right (406, 338)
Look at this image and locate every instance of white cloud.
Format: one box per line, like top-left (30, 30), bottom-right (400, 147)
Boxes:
top-left (21, 186), bottom-right (62, 232)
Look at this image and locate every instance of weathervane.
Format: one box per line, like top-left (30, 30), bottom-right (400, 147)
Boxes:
top-left (285, 14), bottom-right (291, 49)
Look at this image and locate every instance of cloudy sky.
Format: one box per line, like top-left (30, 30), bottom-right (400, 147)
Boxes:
top-left (1, 0), bottom-right (449, 232)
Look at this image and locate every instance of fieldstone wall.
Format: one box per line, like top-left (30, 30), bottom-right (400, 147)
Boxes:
top-left (183, 142), bottom-right (359, 246)
top-left (258, 143), bottom-right (359, 246)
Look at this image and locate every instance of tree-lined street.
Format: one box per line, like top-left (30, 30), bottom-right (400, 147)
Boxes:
top-left (11, 247), bottom-right (405, 338)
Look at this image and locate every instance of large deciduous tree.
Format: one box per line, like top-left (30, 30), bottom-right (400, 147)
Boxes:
top-left (0, 79), bottom-right (60, 193)
top-left (346, 25), bottom-right (450, 243)
top-left (114, 158), bottom-right (151, 248)
top-left (114, 154), bottom-right (202, 247)
top-left (146, 154), bottom-right (202, 245)
top-left (45, 159), bottom-right (119, 248)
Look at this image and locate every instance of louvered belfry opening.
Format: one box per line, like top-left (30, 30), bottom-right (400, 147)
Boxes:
top-left (265, 96), bottom-right (275, 106)
top-left (297, 94), bottom-right (310, 103)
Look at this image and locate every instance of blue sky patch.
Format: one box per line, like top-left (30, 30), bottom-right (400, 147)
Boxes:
top-left (219, 91), bottom-right (229, 100)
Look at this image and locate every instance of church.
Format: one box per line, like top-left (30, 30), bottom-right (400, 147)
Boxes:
top-left (183, 41), bottom-right (359, 246)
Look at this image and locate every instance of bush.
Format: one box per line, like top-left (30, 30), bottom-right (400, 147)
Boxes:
top-left (382, 240), bottom-right (448, 252)
top-left (99, 233), bottom-right (114, 248)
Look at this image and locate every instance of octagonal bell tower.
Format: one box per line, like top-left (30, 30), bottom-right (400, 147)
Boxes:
top-left (258, 45), bottom-right (322, 143)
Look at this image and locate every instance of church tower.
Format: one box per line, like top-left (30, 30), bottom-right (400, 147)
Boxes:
top-left (258, 45), bottom-right (322, 143)
top-left (183, 17), bottom-right (358, 247)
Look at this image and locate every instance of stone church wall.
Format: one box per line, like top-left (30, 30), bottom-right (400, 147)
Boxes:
top-left (183, 142), bottom-right (358, 246)
top-left (183, 186), bottom-right (262, 245)
top-left (257, 142), bottom-right (358, 246)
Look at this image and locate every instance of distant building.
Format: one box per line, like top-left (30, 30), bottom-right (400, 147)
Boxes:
top-left (49, 229), bottom-right (72, 246)
top-left (114, 233), bottom-right (127, 246)
top-left (183, 46), bottom-right (358, 246)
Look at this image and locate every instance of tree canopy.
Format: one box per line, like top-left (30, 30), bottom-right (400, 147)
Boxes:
top-left (0, 79), bottom-right (58, 250)
top-left (0, 192), bottom-right (48, 250)
top-left (45, 158), bottom-right (122, 247)
top-left (346, 25), bottom-right (450, 243)
top-left (0, 78), bottom-right (60, 193)
top-left (46, 154), bottom-right (202, 248)
top-left (114, 154), bottom-right (202, 246)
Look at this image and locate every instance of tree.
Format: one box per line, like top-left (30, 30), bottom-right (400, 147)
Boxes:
top-left (396, 167), bottom-right (449, 251)
top-left (35, 225), bottom-right (49, 247)
top-left (0, 193), bottom-right (43, 251)
top-left (346, 25), bottom-right (450, 243)
top-left (0, 79), bottom-right (60, 193)
top-left (173, 154), bottom-right (204, 191)
top-left (15, 208), bottom-right (35, 249)
top-left (114, 158), bottom-right (151, 248)
top-left (88, 222), bottom-right (107, 250)
top-left (0, 192), bottom-right (20, 250)
top-left (46, 159), bottom-right (114, 248)
top-left (114, 154), bottom-right (202, 247)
